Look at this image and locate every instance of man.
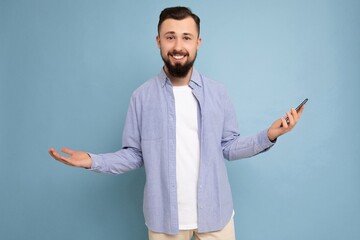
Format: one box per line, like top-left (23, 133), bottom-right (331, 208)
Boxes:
top-left (49, 6), bottom-right (304, 240)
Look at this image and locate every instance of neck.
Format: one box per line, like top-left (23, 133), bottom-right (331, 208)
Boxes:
top-left (164, 66), bottom-right (193, 86)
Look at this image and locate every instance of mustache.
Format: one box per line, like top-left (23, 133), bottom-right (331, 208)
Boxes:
top-left (168, 50), bottom-right (189, 56)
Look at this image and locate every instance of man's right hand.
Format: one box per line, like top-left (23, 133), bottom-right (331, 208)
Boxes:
top-left (48, 148), bottom-right (92, 169)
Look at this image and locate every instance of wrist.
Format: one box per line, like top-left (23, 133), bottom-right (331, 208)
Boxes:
top-left (267, 129), bottom-right (277, 142)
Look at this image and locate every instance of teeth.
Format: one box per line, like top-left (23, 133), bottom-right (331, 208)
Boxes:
top-left (173, 55), bottom-right (185, 60)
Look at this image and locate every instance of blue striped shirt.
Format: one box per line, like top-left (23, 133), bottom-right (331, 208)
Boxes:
top-left (89, 68), bottom-right (275, 235)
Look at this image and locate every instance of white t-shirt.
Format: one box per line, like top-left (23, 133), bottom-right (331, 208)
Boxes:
top-left (173, 85), bottom-right (200, 230)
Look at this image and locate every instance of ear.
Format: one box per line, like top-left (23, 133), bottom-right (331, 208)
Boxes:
top-left (156, 35), bottom-right (161, 49)
top-left (197, 36), bottom-right (202, 50)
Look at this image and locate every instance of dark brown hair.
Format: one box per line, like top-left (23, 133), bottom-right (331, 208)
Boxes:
top-left (158, 6), bottom-right (200, 36)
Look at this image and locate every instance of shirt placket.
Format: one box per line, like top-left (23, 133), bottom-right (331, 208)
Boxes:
top-left (190, 81), bottom-right (206, 230)
top-left (165, 81), bottom-right (179, 233)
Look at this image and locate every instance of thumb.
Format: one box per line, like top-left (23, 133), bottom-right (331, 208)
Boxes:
top-left (61, 148), bottom-right (76, 155)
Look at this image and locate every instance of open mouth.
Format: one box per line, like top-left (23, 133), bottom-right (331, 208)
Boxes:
top-left (172, 55), bottom-right (186, 60)
top-left (169, 51), bottom-right (188, 61)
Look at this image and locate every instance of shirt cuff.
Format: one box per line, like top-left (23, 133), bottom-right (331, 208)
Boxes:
top-left (87, 153), bottom-right (104, 173)
top-left (259, 129), bottom-right (276, 149)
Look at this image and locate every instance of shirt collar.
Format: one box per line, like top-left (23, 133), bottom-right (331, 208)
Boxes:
top-left (159, 67), bottom-right (202, 88)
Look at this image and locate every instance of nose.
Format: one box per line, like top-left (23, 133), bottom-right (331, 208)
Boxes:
top-left (173, 38), bottom-right (182, 51)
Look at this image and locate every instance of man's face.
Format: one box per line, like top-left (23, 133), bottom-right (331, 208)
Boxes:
top-left (157, 17), bottom-right (201, 78)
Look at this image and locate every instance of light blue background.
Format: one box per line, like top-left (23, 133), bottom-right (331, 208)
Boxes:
top-left (1, 0), bottom-right (359, 239)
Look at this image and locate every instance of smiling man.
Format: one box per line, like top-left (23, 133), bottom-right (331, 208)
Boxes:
top-left (157, 13), bottom-right (201, 84)
top-left (49, 6), bottom-right (304, 240)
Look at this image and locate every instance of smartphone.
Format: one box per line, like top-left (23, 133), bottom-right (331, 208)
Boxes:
top-left (282, 98), bottom-right (308, 125)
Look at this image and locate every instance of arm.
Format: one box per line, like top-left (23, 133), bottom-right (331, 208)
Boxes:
top-left (221, 92), bottom-right (274, 160)
top-left (49, 94), bottom-right (144, 174)
top-left (221, 93), bottom-right (304, 160)
top-left (48, 146), bottom-right (143, 175)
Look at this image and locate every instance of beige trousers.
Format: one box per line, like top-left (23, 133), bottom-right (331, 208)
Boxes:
top-left (148, 217), bottom-right (236, 240)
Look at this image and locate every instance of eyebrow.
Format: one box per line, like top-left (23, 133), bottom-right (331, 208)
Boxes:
top-left (164, 31), bottom-right (195, 37)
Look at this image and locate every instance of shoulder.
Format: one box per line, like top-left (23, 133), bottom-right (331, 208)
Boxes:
top-left (131, 75), bottom-right (161, 100)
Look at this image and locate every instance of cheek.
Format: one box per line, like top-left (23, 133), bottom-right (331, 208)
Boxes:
top-left (160, 47), bottom-right (168, 57)
top-left (159, 44), bottom-right (172, 55)
top-left (160, 48), bottom-right (171, 60)
top-left (186, 44), bottom-right (198, 56)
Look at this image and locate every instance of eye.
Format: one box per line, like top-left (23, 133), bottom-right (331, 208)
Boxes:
top-left (183, 36), bottom-right (192, 41)
top-left (166, 35), bottom-right (175, 40)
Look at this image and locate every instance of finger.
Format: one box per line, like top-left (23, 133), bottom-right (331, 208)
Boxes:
top-left (48, 148), bottom-right (55, 156)
top-left (61, 148), bottom-right (75, 156)
top-left (287, 111), bottom-right (295, 126)
top-left (49, 148), bottom-right (63, 160)
top-left (275, 118), bottom-right (283, 127)
top-left (48, 148), bottom-right (56, 155)
top-left (280, 117), bottom-right (288, 128)
top-left (291, 108), bottom-right (299, 123)
top-left (49, 148), bottom-right (76, 166)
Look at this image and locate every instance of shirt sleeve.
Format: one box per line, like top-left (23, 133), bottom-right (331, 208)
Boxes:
top-left (221, 91), bottom-right (275, 160)
top-left (88, 94), bottom-right (144, 174)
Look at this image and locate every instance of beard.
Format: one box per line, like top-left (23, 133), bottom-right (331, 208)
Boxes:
top-left (161, 50), bottom-right (197, 78)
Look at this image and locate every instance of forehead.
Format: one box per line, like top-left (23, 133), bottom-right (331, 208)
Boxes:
top-left (159, 17), bottom-right (198, 36)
